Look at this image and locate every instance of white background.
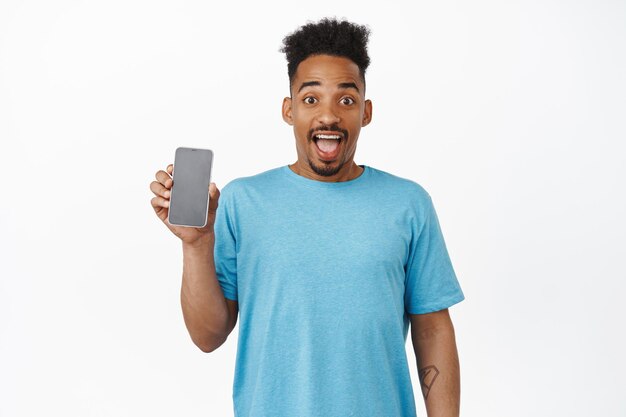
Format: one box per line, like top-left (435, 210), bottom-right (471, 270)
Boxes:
top-left (1, 0), bottom-right (625, 416)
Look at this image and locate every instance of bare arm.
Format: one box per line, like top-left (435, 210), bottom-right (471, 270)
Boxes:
top-left (151, 164), bottom-right (238, 353)
top-left (410, 308), bottom-right (460, 417)
top-left (181, 237), bottom-right (238, 352)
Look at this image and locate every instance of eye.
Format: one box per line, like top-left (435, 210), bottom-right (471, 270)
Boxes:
top-left (303, 96), bottom-right (317, 104)
top-left (341, 97), bottom-right (355, 105)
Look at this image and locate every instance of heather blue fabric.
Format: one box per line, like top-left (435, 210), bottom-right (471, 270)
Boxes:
top-left (214, 165), bottom-right (464, 417)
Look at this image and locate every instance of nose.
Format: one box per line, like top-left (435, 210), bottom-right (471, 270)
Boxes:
top-left (316, 102), bottom-right (340, 125)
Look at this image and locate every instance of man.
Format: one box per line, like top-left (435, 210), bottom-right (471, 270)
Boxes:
top-left (150, 17), bottom-right (464, 417)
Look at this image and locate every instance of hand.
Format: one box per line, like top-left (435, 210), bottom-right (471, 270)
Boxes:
top-left (150, 163), bottom-right (220, 246)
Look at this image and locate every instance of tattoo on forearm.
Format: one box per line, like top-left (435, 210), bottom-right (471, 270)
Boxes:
top-left (418, 365), bottom-right (440, 400)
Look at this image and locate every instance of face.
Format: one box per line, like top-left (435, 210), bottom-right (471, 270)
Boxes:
top-left (282, 54), bottom-right (372, 181)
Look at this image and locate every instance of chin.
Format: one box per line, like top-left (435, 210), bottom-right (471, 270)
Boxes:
top-left (309, 159), bottom-right (344, 177)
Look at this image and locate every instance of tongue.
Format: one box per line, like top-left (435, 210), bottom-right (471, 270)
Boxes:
top-left (317, 139), bottom-right (339, 153)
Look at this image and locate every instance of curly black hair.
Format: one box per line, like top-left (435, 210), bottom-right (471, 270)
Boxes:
top-left (280, 17), bottom-right (371, 92)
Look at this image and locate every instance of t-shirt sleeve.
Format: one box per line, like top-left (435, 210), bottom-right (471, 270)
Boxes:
top-left (404, 194), bottom-right (464, 314)
top-left (214, 186), bottom-right (238, 301)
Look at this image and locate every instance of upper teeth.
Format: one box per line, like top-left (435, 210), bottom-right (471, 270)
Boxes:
top-left (315, 134), bottom-right (341, 139)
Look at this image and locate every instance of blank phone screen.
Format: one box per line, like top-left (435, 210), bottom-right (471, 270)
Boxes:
top-left (168, 147), bottom-right (213, 227)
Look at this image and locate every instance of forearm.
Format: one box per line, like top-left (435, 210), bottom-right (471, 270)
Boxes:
top-left (180, 234), bottom-right (229, 352)
top-left (412, 325), bottom-right (460, 417)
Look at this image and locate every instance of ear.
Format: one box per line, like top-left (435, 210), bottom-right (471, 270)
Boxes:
top-left (282, 97), bottom-right (293, 125)
top-left (361, 99), bottom-right (372, 127)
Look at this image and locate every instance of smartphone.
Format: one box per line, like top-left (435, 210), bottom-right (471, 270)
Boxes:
top-left (167, 147), bottom-right (214, 228)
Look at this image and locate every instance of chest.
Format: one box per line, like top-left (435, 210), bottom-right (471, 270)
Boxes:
top-left (235, 191), bottom-right (413, 279)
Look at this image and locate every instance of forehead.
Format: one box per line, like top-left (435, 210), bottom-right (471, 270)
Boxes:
top-left (292, 54), bottom-right (363, 92)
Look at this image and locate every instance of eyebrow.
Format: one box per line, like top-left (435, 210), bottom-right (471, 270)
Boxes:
top-left (338, 82), bottom-right (359, 92)
top-left (297, 81), bottom-right (360, 93)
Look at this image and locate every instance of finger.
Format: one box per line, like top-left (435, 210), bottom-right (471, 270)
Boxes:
top-left (150, 196), bottom-right (170, 210)
top-left (150, 180), bottom-right (171, 199)
top-left (208, 182), bottom-right (220, 212)
top-left (167, 164), bottom-right (173, 175)
top-left (155, 169), bottom-right (173, 189)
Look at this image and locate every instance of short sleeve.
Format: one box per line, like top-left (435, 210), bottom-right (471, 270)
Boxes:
top-left (214, 187), bottom-right (238, 301)
top-left (404, 194), bottom-right (464, 314)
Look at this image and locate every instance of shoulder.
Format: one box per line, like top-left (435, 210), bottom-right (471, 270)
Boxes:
top-left (220, 166), bottom-right (285, 198)
top-left (365, 166), bottom-right (433, 206)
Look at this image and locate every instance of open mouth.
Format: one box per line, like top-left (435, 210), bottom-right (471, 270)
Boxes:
top-left (313, 133), bottom-right (342, 152)
top-left (312, 132), bottom-right (343, 159)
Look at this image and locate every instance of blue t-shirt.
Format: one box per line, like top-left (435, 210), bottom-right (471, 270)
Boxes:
top-left (214, 165), bottom-right (464, 417)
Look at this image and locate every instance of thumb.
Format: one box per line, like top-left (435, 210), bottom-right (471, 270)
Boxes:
top-left (208, 182), bottom-right (220, 215)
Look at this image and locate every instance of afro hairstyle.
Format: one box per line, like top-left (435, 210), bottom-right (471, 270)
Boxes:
top-left (280, 17), bottom-right (371, 93)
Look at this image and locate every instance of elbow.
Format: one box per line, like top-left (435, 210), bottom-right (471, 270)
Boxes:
top-left (197, 342), bottom-right (220, 353)
top-left (199, 344), bottom-right (217, 353)
top-left (196, 339), bottom-right (226, 353)
top-left (194, 333), bottom-right (227, 353)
